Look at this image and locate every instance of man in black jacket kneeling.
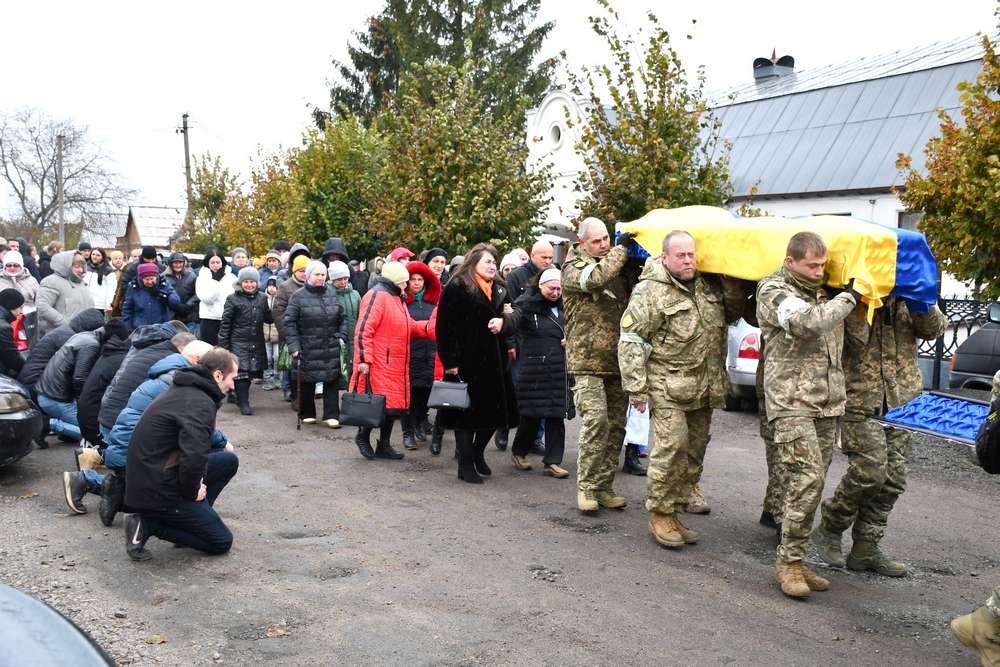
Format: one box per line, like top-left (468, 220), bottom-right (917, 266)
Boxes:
top-left (124, 347), bottom-right (240, 561)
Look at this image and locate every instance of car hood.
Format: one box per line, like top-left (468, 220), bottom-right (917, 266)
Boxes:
top-left (0, 373), bottom-right (31, 398)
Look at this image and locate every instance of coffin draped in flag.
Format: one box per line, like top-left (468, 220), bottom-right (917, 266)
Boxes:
top-left (616, 205), bottom-right (939, 322)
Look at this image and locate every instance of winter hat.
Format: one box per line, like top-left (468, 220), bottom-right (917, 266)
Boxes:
top-left (328, 260), bottom-right (350, 281)
top-left (265, 250), bottom-right (281, 262)
top-left (103, 317), bottom-right (128, 341)
top-left (500, 253), bottom-right (520, 273)
top-left (304, 260), bottom-right (326, 281)
top-left (137, 263), bottom-right (159, 279)
top-left (231, 247), bottom-right (249, 260)
top-left (237, 266), bottom-right (260, 283)
top-left (292, 255), bottom-right (310, 274)
top-left (273, 239), bottom-right (291, 253)
top-left (109, 250), bottom-right (124, 263)
top-left (449, 255), bottom-right (465, 268)
top-left (0, 288), bottom-right (25, 311)
top-left (388, 247), bottom-right (415, 262)
top-left (381, 261), bottom-right (409, 287)
top-left (141, 245), bottom-right (157, 261)
top-left (423, 247), bottom-right (447, 265)
top-left (539, 268), bottom-right (561, 284)
top-left (3, 250), bottom-right (24, 267)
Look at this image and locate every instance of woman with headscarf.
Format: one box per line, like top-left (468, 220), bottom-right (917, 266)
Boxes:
top-left (195, 248), bottom-right (237, 345)
top-left (423, 248), bottom-right (449, 286)
top-left (436, 243), bottom-right (518, 484)
top-left (36, 251), bottom-right (94, 336)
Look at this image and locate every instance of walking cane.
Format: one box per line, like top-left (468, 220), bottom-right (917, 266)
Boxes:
top-left (295, 355), bottom-right (302, 430)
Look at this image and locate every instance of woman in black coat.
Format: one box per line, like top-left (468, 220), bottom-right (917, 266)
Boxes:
top-left (502, 269), bottom-right (570, 478)
top-left (219, 267), bottom-right (271, 415)
top-left (283, 261), bottom-right (347, 427)
top-left (436, 243), bottom-right (517, 484)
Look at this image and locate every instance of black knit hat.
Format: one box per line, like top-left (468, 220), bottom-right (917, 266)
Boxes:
top-left (0, 288), bottom-right (25, 311)
top-left (141, 245), bottom-right (157, 261)
top-left (274, 239), bottom-right (291, 252)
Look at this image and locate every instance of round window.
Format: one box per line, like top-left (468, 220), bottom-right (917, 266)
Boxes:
top-left (549, 124), bottom-right (562, 145)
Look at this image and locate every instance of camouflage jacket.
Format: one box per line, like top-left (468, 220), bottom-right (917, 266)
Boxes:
top-left (618, 260), bottom-right (744, 410)
top-left (756, 267), bottom-right (857, 420)
top-left (843, 298), bottom-right (947, 416)
top-left (562, 244), bottom-right (629, 377)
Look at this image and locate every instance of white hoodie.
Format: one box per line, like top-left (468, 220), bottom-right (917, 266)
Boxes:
top-left (195, 265), bottom-right (237, 321)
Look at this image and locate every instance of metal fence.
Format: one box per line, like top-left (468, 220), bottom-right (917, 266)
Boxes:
top-left (917, 298), bottom-right (989, 361)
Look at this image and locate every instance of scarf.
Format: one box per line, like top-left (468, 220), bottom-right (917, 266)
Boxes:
top-left (473, 273), bottom-right (493, 302)
top-left (782, 265), bottom-right (825, 292)
top-left (210, 265), bottom-right (226, 281)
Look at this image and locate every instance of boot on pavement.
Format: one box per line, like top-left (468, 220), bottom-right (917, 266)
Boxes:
top-left (375, 418), bottom-right (404, 460)
top-left (774, 559), bottom-right (811, 599)
top-left (649, 512), bottom-right (684, 549)
top-left (62, 471), bottom-right (87, 514)
top-left (402, 422), bottom-right (419, 450)
top-left (950, 606), bottom-right (1000, 667)
top-left (455, 430), bottom-right (483, 484)
top-left (473, 435), bottom-right (492, 476)
top-left (355, 427), bottom-right (376, 460)
top-left (577, 489), bottom-right (599, 513)
top-left (759, 510), bottom-right (781, 531)
top-left (846, 539), bottom-right (907, 577)
top-left (684, 484), bottom-right (711, 514)
top-left (234, 379), bottom-right (253, 415)
top-left (430, 425), bottom-right (443, 456)
top-left (622, 444), bottom-right (646, 476)
top-left (800, 563), bottom-right (830, 591)
top-left (673, 515), bottom-right (699, 544)
top-left (99, 472), bottom-right (124, 527)
top-left (811, 523), bottom-right (846, 568)
top-left (493, 429), bottom-right (508, 451)
top-left (595, 490), bottom-right (627, 509)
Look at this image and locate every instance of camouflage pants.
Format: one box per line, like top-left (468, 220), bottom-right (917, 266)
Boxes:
top-left (989, 586), bottom-right (1000, 619)
top-left (820, 417), bottom-right (910, 544)
top-left (759, 401), bottom-right (787, 519)
top-left (646, 406), bottom-right (712, 515)
top-left (774, 416), bottom-right (838, 563)
top-left (574, 375), bottom-right (628, 493)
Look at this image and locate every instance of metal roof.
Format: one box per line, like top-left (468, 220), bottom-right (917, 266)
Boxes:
top-left (128, 205), bottom-right (187, 247)
top-left (709, 35), bottom-right (988, 198)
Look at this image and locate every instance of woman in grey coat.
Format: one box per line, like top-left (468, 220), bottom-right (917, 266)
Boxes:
top-left (36, 251), bottom-right (95, 336)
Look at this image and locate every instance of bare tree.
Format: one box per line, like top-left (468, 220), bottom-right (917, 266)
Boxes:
top-left (0, 108), bottom-right (134, 242)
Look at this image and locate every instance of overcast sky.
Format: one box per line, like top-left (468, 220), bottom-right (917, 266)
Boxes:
top-left (0, 0), bottom-right (994, 215)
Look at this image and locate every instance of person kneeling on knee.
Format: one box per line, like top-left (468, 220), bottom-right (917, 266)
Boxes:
top-left (123, 347), bottom-right (241, 561)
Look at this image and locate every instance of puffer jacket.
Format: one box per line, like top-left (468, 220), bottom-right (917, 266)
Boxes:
top-left (18, 309), bottom-right (105, 389)
top-left (219, 288), bottom-right (271, 378)
top-left (122, 277), bottom-right (180, 330)
top-left (104, 353), bottom-right (226, 470)
top-left (349, 278), bottom-right (433, 412)
top-left (163, 262), bottom-right (199, 324)
top-left (35, 328), bottom-right (108, 402)
top-left (77, 334), bottom-right (129, 447)
top-left (504, 291), bottom-right (568, 418)
top-left (404, 262), bottom-right (441, 389)
top-left (334, 284), bottom-right (360, 387)
top-left (0, 267), bottom-right (39, 305)
top-left (36, 251), bottom-right (95, 336)
top-left (195, 265), bottom-right (237, 321)
top-left (843, 297), bottom-right (948, 416)
top-left (99, 322), bottom-right (184, 430)
top-left (0, 306), bottom-right (24, 378)
top-left (283, 283), bottom-right (347, 383)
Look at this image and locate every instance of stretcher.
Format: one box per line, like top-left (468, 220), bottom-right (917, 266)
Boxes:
top-left (875, 392), bottom-right (989, 448)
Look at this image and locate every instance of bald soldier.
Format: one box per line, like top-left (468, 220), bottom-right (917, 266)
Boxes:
top-left (562, 218), bottom-right (632, 513)
top-left (618, 231), bottom-right (744, 548)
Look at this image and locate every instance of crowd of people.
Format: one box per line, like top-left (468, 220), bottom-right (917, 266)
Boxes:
top-left (1, 225), bottom-right (998, 665)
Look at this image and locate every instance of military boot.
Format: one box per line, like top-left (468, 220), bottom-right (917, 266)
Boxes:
top-left (846, 540), bottom-right (907, 577)
top-left (774, 560), bottom-right (810, 599)
top-left (811, 524), bottom-right (846, 568)
top-left (595, 490), bottom-right (627, 509)
top-left (577, 490), bottom-right (599, 513)
top-left (950, 606), bottom-right (1000, 667)
top-left (684, 484), bottom-right (711, 514)
top-left (673, 515), bottom-right (699, 544)
top-left (800, 563), bottom-right (830, 591)
top-left (649, 512), bottom-right (684, 549)
top-left (622, 444), bottom-right (646, 476)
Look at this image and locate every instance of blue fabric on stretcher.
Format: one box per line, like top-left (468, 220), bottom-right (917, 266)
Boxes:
top-left (883, 393), bottom-right (988, 442)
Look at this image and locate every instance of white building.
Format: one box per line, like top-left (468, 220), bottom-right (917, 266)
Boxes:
top-left (526, 35), bottom-right (987, 295)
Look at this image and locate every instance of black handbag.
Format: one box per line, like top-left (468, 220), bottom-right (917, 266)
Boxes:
top-left (339, 373), bottom-right (386, 427)
top-left (428, 377), bottom-right (471, 411)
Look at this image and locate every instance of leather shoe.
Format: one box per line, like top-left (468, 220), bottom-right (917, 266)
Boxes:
top-left (543, 464), bottom-right (568, 478)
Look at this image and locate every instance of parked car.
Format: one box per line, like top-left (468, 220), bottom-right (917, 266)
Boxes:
top-left (949, 302), bottom-right (1000, 391)
top-left (725, 318), bottom-right (760, 411)
top-left (0, 374), bottom-right (43, 467)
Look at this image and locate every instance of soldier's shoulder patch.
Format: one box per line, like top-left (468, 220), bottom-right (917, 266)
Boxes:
top-left (573, 259), bottom-right (587, 269)
top-left (621, 312), bottom-right (635, 329)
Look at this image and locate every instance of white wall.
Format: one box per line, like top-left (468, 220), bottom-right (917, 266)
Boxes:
top-left (526, 90), bottom-right (589, 231)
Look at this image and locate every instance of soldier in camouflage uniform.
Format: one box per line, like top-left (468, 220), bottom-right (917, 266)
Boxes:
top-left (949, 369), bottom-right (1000, 664)
top-left (618, 231), bottom-right (744, 548)
top-left (562, 217), bottom-right (632, 513)
top-left (756, 231), bottom-right (859, 599)
top-left (756, 337), bottom-right (786, 531)
top-left (812, 297), bottom-right (947, 576)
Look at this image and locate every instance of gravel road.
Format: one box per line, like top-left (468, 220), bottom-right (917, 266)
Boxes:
top-left (1, 389), bottom-right (997, 666)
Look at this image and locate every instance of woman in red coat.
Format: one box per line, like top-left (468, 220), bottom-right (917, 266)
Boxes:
top-left (350, 261), bottom-right (432, 460)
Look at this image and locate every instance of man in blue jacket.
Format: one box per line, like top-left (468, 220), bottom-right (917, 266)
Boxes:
top-left (122, 263), bottom-right (180, 331)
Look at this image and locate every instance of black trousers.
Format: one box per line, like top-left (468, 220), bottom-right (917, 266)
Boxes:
top-left (513, 417), bottom-right (565, 466)
top-left (298, 375), bottom-right (339, 420)
top-left (404, 386), bottom-right (432, 431)
top-left (199, 319), bottom-right (221, 345)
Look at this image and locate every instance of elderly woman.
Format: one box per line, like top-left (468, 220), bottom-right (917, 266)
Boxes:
top-left (436, 243), bottom-right (518, 484)
top-left (36, 251), bottom-right (94, 336)
top-left (284, 260), bottom-right (347, 427)
top-left (350, 261), bottom-right (432, 460)
top-left (0, 251), bottom-right (40, 307)
top-left (501, 268), bottom-right (570, 478)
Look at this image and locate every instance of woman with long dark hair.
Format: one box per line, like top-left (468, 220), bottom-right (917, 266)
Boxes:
top-left (195, 248), bottom-right (237, 345)
top-left (436, 243), bottom-right (517, 484)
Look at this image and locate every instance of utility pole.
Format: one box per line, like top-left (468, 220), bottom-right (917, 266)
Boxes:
top-left (178, 113), bottom-right (193, 222)
top-left (56, 134), bottom-right (65, 246)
